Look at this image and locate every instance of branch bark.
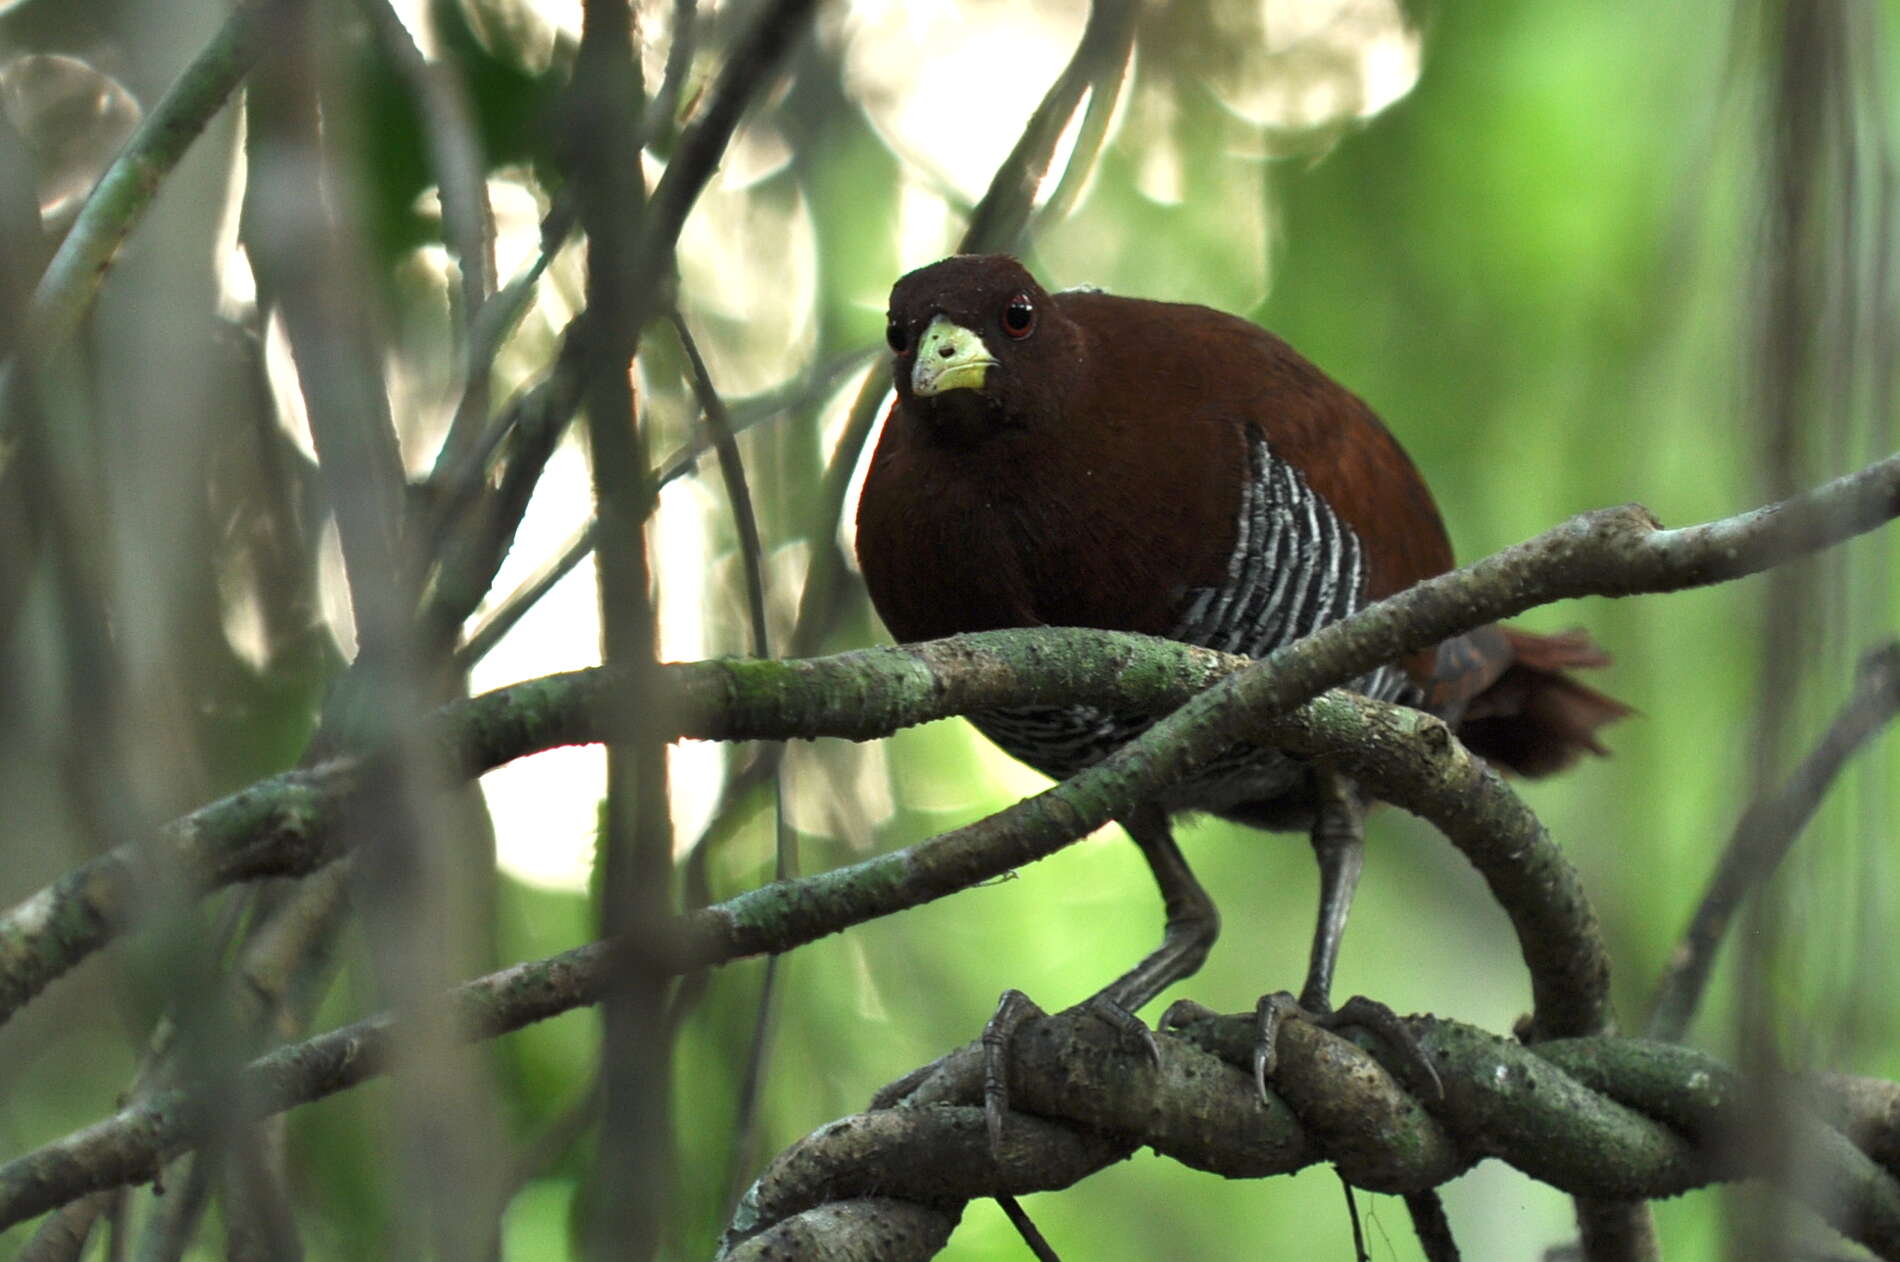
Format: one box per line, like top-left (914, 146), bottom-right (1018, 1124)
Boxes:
top-left (0, 454), bottom-right (1895, 1247)
top-left (718, 1011), bottom-right (1900, 1261)
top-left (2, 450), bottom-right (1896, 1031)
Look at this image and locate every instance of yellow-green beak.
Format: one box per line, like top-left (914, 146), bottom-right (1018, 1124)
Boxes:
top-left (911, 315), bottom-right (997, 397)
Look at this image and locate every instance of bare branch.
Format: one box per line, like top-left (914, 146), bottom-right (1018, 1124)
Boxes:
top-left (0, 0), bottom-right (277, 432)
top-left (0, 452), bottom-right (1895, 1030)
top-left (724, 1012), bottom-right (1900, 1262)
top-left (568, 0), bottom-right (670, 1249)
top-left (638, 0), bottom-right (821, 279)
top-left (961, 0), bottom-right (1138, 254)
top-left (353, 0), bottom-right (493, 318)
top-left (6, 937), bottom-right (1900, 1255)
top-left (1648, 641), bottom-right (1900, 1042)
top-left (353, 0), bottom-right (497, 484)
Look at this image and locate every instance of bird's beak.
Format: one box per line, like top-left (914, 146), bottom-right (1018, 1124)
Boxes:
top-left (911, 315), bottom-right (997, 397)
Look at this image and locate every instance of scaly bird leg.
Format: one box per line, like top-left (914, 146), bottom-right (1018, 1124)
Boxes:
top-left (984, 803), bottom-right (1217, 1146)
top-left (1253, 766), bottom-right (1441, 1101)
top-left (1099, 802), bottom-right (1222, 1012)
top-left (1301, 765), bottom-right (1366, 1013)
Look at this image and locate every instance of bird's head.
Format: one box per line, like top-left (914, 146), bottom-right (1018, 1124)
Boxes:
top-left (885, 254), bottom-right (1080, 445)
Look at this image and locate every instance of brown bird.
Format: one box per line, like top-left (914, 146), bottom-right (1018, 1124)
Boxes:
top-left (855, 253), bottom-right (1625, 1081)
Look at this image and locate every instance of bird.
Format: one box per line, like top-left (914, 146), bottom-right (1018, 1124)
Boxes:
top-left (854, 253), bottom-right (1626, 1091)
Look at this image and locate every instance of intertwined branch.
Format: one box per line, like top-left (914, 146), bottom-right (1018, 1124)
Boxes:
top-left (1, 0), bottom-right (1896, 1252)
top-left (0, 453), bottom-right (1896, 1246)
top-left (4, 455), bottom-right (1895, 1025)
top-left (719, 1009), bottom-right (1900, 1261)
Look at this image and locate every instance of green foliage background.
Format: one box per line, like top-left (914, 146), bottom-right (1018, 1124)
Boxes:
top-left (0, 0), bottom-right (1894, 1258)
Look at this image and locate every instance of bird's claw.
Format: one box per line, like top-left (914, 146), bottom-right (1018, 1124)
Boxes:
top-left (1252, 991), bottom-right (1443, 1105)
top-left (983, 989), bottom-right (1162, 1155)
top-left (1158, 997), bottom-right (1220, 1031)
top-left (1081, 993), bottom-right (1161, 1068)
top-left (1252, 991), bottom-right (1299, 1102)
top-left (983, 989), bottom-right (1045, 1156)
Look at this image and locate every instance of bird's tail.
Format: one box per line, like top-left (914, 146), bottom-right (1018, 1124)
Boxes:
top-left (1452, 626), bottom-right (1632, 777)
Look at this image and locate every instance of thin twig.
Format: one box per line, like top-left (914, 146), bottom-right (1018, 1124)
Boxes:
top-left (1647, 640), bottom-right (1900, 1042)
top-left (961, 0), bottom-right (1139, 255)
top-left (353, 0), bottom-right (493, 320)
top-left (3, 454), bottom-right (1899, 1028)
top-left (662, 341), bottom-right (878, 1047)
top-left (1405, 1188), bottom-right (1461, 1262)
top-left (995, 1195), bottom-right (1063, 1262)
top-left (645, 0), bottom-right (699, 150)
top-left (655, 346), bottom-right (879, 487)
top-left (669, 310), bottom-right (796, 1216)
top-left (664, 746), bottom-right (777, 1063)
top-left (1029, 0), bottom-right (1138, 230)
top-left (353, 0), bottom-right (502, 512)
top-left (451, 346), bottom-right (874, 671)
top-left (498, 1067), bottom-right (605, 1208)
top-left (1342, 1179), bottom-right (1370, 1262)
top-left (0, 0), bottom-right (278, 434)
top-left (781, 362), bottom-right (886, 658)
top-left (454, 520), bottom-right (596, 670)
top-left (638, 0), bottom-right (821, 279)
top-left (421, 334), bottom-right (589, 650)
top-left (424, 249), bottom-right (563, 495)
top-left (670, 312), bottom-right (771, 660)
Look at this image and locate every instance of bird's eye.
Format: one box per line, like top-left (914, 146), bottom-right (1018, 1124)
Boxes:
top-left (886, 318), bottom-right (907, 353)
top-left (1001, 293), bottom-right (1036, 339)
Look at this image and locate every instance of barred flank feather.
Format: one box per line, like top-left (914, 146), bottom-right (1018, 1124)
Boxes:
top-left (973, 433), bottom-right (1414, 816)
top-left (973, 440), bottom-right (1625, 810)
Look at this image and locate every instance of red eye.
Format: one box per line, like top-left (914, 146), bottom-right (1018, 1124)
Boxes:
top-left (1001, 293), bottom-right (1036, 338)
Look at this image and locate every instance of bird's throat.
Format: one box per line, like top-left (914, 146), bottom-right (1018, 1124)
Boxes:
top-left (912, 389), bottom-right (1016, 449)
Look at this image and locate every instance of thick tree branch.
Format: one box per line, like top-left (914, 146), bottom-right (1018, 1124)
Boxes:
top-left (0, 938), bottom-right (618, 1230)
top-left (6, 644), bottom-right (1604, 1061)
top-left (1, 452), bottom-right (1896, 1031)
top-left (0, 763), bottom-right (356, 1025)
top-left (9, 967), bottom-right (1900, 1254)
top-left (723, 1009), bottom-right (1900, 1261)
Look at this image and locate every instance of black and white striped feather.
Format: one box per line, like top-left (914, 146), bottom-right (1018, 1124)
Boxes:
top-left (971, 430), bottom-right (1416, 823)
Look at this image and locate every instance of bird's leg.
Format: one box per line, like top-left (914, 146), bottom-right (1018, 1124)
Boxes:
top-left (1097, 803), bottom-right (1222, 1013)
top-left (1301, 765), bottom-right (1366, 1014)
top-left (984, 803), bottom-right (1217, 1145)
top-left (1252, 767), bottom-right (1442, 1101)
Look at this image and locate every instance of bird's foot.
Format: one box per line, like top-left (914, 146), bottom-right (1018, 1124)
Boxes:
top-left (984, 988), bottom-right (1160, 1153)
top-left (1251, 991), bottom-right (1442, 1104)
